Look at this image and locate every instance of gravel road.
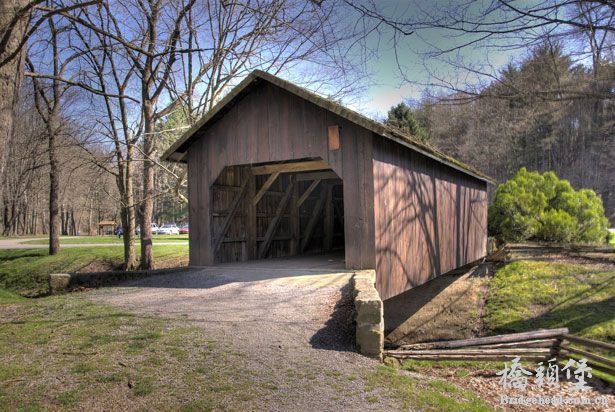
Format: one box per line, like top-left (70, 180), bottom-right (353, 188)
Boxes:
top-left (90, 257), bottom-right (400, 410)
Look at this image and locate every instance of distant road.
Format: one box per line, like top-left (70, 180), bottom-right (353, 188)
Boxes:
top-left (0, 238), bottom-right (188, 250)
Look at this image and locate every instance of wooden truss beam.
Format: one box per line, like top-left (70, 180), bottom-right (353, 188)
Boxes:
top-left (213, 177), bottom-right (249, 252)
top-left (295, 170), bottom-right (339, 181)
top-left (324, 184), bottom-right (334, 251)
top-left (258, 178), bottom-right (295, 259)
top-left (251, 160), bottom-right (328, 175)
top-left (252, 172), bottom-right (280, 206)
top-left (301, 185), bottom-right (327, 252)
top-left (297, 179), bottom-right (321, 207)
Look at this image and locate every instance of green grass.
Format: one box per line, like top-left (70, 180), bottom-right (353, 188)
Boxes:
top-left (484, 260), bottom-right (615, 342)
top-left (483, 259), bottom-right (615, 384)
top-left (0, 245), bottom-right (189, 296)
top-left (401, 359), bottom-right (503, 372)
top-left (0, 292), bottom-right (256, 410)
top-left (363, 366), bottom-right (493, 411)
top-left (22, 234), bottom-right (189, 245)
top-left (608, 231), bottom-right (615, 246)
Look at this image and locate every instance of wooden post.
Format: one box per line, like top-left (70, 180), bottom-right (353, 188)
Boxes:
top-left (245, 168), bottom-right (257, 260)
top-left (290, 178), bottom-right (299, 255)
top-left (213, 177), bottom-right (249, 253)
top-left (301, 186), bottom-right (327, 253)
top-left (324, 183), bottom-right (333, 251)
top-left (258, 177), bottom-right (294, 259)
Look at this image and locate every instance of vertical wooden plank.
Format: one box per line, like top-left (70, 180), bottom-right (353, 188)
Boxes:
top-left (290, 179), bottom-right (299, 255)
top-left (301, 185), bottom-right (327, 253)
top-left (246, 168), bottom-right (257, 260)
top-left (258, 177), bottom-right (294, 258)
top-left (323, 183), bottom-right (333, 251)
top-left (359, 128), bottom-right (375, 268)
top-left (267, 84), bottom-right (281, 160)
top-left (257, 83), bottom-right (270, 161)
top-left (341, 121), bottom-right (359, 269)
top-left (187, 140), bottom-right (200, 265)
top-left (372, 139), bottom-right (380, 292)
top-left (213, 176), bottom-right (249, 252)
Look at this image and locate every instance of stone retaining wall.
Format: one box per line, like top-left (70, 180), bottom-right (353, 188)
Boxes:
top-left (48, 267), bottom-right (190, 294)
top-left (352, 270), bottom-right (384, 360)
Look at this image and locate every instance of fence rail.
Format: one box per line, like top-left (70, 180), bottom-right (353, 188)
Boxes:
top-left (384, 328), bottom-right (615, 377)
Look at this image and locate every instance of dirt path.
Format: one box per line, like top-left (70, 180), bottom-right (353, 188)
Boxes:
top-left (89, 257), bottom-right (401, 410)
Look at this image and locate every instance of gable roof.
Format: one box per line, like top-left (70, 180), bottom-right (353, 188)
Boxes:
top-left (161, 70), bottom-right (494, 184)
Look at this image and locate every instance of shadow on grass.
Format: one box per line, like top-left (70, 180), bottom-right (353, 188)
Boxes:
top-left (493, 296), bottom-right (615, 338)
top-left (547, 274), bottom-right (615, 314)
top-left (0, 252), bottom-right (46, 262)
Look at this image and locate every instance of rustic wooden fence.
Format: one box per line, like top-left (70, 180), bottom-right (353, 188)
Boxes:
top-left (384, 328), bottom-right (615, 376)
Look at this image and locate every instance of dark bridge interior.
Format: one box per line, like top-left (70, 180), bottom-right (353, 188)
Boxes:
top-left (210, 159), bottom-right (345, 263)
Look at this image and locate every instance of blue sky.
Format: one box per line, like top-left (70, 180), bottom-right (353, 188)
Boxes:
top-left (341, 1), bottom-right (528, 119)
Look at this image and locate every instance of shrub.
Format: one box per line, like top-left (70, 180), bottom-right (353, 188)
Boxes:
top-left (551, 188), bottom-right (609, 243)
top-left (489, 168), bottom-right (609, 244)
top-left (537, 209), bottom-right (577, 243)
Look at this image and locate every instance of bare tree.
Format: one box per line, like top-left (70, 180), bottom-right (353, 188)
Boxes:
top-left (27, 16), bottom-right (74, 254)
top-left (0, 0), bottom-right (100, 185)
top-left (0, 0), bottom-right (29, 185)
top-left (68, 7), bottom-right (142, 269)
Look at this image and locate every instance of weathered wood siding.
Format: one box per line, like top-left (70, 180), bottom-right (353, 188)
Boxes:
top-left (187, 80), bottom-right (375, 268)
top-left (372, 135), bottom-right (488, 300)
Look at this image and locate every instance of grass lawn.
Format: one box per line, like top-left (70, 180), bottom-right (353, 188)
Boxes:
top-left (363, 365), bottom-right (493, 411)
top-left (0, 291), bottom-right (258, 410)
top-left (0, 245), bottom-right (188, 297)
top-left (484, 259), bottom-right (615, 383)
top-left (0, 291), bottom-right (497, 411)
top-left (609, 231), bottom-right (615, 246)
top-left (22, 234), bottom-right (189, 245)
top-left (484, 260), bottom-right (615, 342)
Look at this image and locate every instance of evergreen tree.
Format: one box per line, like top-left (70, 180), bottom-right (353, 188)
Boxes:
top-left (385, 102), bottom-right (429, 142)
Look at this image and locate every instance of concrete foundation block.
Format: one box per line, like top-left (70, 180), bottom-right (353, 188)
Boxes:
top-left (351, 269), bottom-right (384, 360)
top-left (356, 321), bottom-right (384, 358)
top-left (355, 296), bottom-right (383, 324)
top-left (49, 273), bottom-right (72, 294)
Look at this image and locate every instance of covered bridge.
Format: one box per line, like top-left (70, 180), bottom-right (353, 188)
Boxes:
top-left (162, 71), bottom-right (493, 300)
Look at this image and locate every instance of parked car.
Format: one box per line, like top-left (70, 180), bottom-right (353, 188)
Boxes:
top-left (179, 225), bottom-right (189, 235)
top-left (156, 224), bottom-right (180, 235)
top-left (136, 223), bottom-right (158, 235)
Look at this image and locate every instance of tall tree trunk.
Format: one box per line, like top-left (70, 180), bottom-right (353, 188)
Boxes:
top-left (60, 205), bottom-right (66, 235)
top-left (48, 121), bottom-right (60, 255)
top-left (0, 0), bottom-right (28, 183)
top-left (88, 197), bottom-right (93, 235)
top-left (120, 145), bottom-right (137, 270)
top-left (140, 101), bottom-right (155, 269)
top-left (70, 208), bottom-right (76, 235)
top-left (2, 204), bottom-right (8, 235)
